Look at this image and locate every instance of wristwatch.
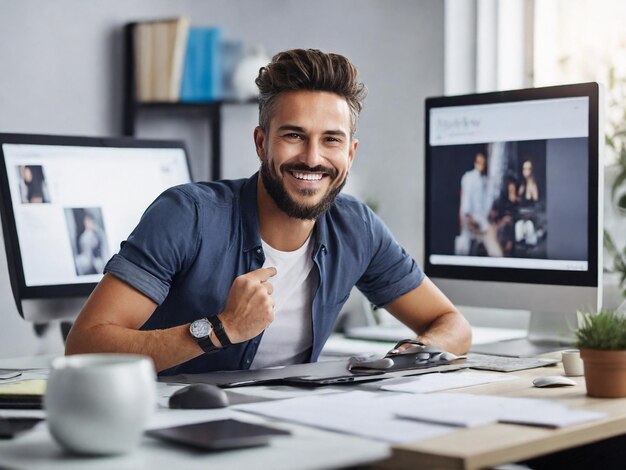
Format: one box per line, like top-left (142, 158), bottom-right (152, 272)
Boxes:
top-left (208, 315), bottom-right (232, 348)
top-left (189, 317), bottom-right (219, 354)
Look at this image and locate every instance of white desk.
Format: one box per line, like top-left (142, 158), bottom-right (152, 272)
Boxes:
top-left (0, 354), bottom-right (389, 470)
top-left (0, 415), bottom-right (389, 470)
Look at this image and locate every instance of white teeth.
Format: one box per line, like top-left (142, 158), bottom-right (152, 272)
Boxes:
top-left (292, 171), bottom-right (323, 181)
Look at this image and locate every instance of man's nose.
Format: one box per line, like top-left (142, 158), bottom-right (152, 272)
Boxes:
top-left (301, 140), bottom-right (323, 167)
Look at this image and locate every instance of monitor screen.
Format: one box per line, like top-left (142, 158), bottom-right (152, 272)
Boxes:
top-left (0, 134), bottom-right (192, 308)
top-left (424, 83), bottom-right (600, 288)
top-left (423, 83), bottom-right (602, 352)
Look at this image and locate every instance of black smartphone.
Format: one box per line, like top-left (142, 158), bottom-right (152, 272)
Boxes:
top-left (0, 417), bottom-right (43, 439)
top-left (146, 419), bottom-right (290, 450)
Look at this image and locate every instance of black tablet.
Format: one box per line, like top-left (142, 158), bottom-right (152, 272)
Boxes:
top-left (146, 419), bottom-right (290, 451)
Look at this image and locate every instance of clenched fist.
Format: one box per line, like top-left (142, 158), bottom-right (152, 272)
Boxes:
top-left (216, 267), bottom-right (277, 344)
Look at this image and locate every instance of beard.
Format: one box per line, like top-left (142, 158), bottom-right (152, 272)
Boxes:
top-left (260, 160), bottom-right (347, 220)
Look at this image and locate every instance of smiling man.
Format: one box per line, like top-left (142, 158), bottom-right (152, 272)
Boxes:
top-left (65, 49), bottom-right (471, 374)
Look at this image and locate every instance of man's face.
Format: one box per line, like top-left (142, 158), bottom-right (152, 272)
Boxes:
top-left (474, 153), bottom-right (487, 175)
top-left (254, 90), bottom-right (358, 220)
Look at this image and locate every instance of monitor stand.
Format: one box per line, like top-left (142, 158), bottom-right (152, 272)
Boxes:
top-left (21, 298), bottom-right (86, 322)
top-left (21, 298), bottom-right (86, 342)
top-left (470, 309), bottom-right (578, 357)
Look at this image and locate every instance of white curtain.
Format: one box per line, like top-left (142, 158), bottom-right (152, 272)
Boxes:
top-left (444, 0), bottom-right (534, 95)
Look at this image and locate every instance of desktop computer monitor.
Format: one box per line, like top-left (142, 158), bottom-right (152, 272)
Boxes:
top-left (424, 82), bottom-right (603, 356)
top-left (0, 133), bottom-right (192, 323)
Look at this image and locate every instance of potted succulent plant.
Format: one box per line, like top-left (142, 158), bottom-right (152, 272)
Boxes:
top-left (576, 310), bottom-right (626, 397)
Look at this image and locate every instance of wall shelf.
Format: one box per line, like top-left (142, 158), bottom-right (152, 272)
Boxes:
top-left (121, 22), bottom-right (257, 180)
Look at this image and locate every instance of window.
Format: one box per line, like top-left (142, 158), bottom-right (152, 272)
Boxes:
top-left (534, 0), bottom-right (626, 165)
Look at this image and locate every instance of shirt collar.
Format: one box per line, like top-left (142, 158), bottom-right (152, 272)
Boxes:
top-left (241, 173), bottom-right (262, 252)
top-left (240, 172), bottom-right (330, 257)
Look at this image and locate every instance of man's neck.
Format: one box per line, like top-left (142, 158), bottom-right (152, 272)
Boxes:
top-left (257, 175), bottom-right (316, 252)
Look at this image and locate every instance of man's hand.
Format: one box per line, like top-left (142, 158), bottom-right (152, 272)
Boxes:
top-left (385, 277), bottom-right (472, 356)
top-left (218, 267), bottom-right (277, 344)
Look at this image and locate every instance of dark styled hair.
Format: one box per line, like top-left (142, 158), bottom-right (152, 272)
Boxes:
top-left (255, 49), bottom-right (367, 137)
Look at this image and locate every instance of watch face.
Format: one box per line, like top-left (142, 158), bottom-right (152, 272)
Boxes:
top-left (190, 319), bottom-right (211, 339)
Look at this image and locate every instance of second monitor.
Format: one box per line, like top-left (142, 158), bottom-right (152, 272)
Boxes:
top-left (0, 133), bottom-right (192, 323)
top-left (424, 82), bottom-right (603, 357)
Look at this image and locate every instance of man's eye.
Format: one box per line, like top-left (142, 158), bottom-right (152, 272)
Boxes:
top-left (285, 133), bottom-right (304, 140)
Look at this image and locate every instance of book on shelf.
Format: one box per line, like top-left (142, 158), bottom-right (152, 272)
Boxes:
top-left (133, 16), bottom-right (190, 102)
top-left (131, 19), bottom-right (257, 104)
top-left (180, 27), bottom-right (222, 102)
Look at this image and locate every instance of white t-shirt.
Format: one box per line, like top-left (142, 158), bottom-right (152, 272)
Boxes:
top-left (249, 236), bottom-right (315, 369)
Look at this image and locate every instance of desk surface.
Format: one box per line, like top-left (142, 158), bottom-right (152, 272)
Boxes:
top-left (0, 414), bottom-right (389, 470)
top-left (386, 364), bottom-right (626, 470)
top-left (1, 353), bottom-right (625, 469)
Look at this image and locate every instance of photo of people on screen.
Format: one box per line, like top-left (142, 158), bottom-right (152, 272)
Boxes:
top-left (64, 207), bottom-right (109, 276)
top-left (457, 151), bottom-right (503, 257)
top-left (17, 165), bottom-right (50, 203)
top-left (431, 140), bottom-right (547, 259)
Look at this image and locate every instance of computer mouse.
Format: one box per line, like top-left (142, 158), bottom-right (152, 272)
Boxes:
top-left (532, 376), bottom-right (577, 388)
top-left (169, 383), bottom-right (230, 409)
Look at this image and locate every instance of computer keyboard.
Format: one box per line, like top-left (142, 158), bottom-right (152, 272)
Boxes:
top-left (467, 353), bottom-right (559, 372)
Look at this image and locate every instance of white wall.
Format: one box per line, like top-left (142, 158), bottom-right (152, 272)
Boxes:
top-left (0, 0), bottom-right (445, 357)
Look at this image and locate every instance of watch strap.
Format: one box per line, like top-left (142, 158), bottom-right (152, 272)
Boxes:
top-left (196, 334), bottom-right (219, 354)
top-left (208, 315), bottom-right (232, 348)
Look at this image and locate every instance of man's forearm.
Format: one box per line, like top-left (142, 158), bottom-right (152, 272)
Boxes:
top-left (65, 323), bottom-right (205, 373)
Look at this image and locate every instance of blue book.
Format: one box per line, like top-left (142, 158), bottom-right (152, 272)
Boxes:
top-left (180, 27), bottom-right (222, 102)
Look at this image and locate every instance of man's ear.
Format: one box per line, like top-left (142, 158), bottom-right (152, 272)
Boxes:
top-left (348, 138), bottom-right (359, 171)
top-left (254, 126), bottom-right (267, 161)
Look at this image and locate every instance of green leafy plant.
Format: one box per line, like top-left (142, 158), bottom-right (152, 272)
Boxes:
top-left (604, 68), bottom-right (626, 294)
top-left (604, 230), bottom-right (626, 297)
top-left (576, 310), bottom-right (626, 350)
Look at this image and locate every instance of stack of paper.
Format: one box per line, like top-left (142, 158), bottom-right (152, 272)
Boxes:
top-left (0, 380), bottom-right (47, 397)
top-left (395, 393), bottom-right (607, 428)
top-left (235, 388), bottom-right (608, 442)
top-left (380, 371), bottom-right (516, 394)
top-left (234, 391), bottom-right (454, 443)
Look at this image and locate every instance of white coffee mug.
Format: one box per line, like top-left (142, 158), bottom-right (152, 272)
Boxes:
top-left (561, 349), bottom-right (584, 377)
top-left (44, 353), bottom-right (156, 455)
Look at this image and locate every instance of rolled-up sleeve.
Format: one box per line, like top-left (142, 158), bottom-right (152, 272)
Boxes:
top-left (104, 187), bottom-right (200, 305)
top-left (356, 209), bottom-right (424, 308)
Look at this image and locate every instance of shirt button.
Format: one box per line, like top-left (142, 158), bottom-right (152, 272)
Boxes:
top-left (256, 248), bottom-right (261, 254)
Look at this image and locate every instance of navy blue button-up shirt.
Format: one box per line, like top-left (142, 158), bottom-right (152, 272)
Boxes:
top-left (104, 174), bottom-right (424, 375)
